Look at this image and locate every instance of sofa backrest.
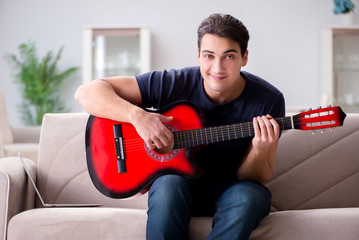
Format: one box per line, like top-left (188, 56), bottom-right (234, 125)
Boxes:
top-left (36, 112), bottom-right (359, 211)
top-left (36, 113), bottom-right (148, 209)
top-left (267, 114), bottom-right (359, 211)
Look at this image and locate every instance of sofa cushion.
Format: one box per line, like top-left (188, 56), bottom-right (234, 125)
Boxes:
top-left (3, 143), bottom-right (38, 162)
top-left (250, 208), bottom-right (359, 240)
top-left (7, 207), bottom-right (213, 240)
top-left (7, 208), bottom-right (147, 240)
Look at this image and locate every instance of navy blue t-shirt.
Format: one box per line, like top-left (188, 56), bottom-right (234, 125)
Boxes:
top-left (136, 66), bottom-right (285, 185)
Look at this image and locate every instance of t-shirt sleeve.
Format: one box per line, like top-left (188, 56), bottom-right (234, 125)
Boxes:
top-left (269, 93), bottom-right (286, 118)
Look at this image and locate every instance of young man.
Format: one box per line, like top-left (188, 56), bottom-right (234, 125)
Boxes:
top-left (75, 13), bottom-right (285, 240)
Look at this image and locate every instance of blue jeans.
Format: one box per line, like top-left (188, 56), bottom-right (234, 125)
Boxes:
top-left (146, 175), bottom-right (271, 240)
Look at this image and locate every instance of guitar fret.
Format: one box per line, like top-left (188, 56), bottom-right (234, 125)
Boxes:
top-left (247, 122), bottom-right (251, 136)
top-left (189, 130), bottom-right (193, 146)
top-left (173, 132), bottom-right (178, 149)
top-left (220, 126), bottom-right (224, 141)
top-left (227, 125), bottom-right (231, 141)
top-left (175, 132), bottom-right (180, 149)
top-left (184, 131), bottom-right (188, 147)
top-left (183, 131), bottom-right (188, 147)
top-left (180, 131), bottom-right (184, 148)
top-left (281, 117), bottom-right (285, 130)
top-left (208, 128), bottom-right (213, 143)
top-left (198, 129), bottom-right (202, 145)
top-left (190, 131), bottom-right (193, 146)
top-left (201, 131), bottom-right (207, 144)
top-left (204, 128), bottom-right (208, 144)
top-left (195, 129), bottom-right (199, 146)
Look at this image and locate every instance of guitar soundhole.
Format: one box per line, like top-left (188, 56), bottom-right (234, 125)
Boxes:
top-left (144, 124), bottom-right (180, 162)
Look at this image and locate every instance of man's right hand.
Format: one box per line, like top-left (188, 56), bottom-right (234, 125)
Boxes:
top-left (131, 109), bottom-right (174, 150)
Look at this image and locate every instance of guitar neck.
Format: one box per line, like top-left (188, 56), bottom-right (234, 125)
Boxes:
top-left (173, 116), bottom-right (293, 149)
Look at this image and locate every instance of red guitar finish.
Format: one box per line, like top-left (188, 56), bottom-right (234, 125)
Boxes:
top-left (86, 102), bottom-right (205, 198)
top-left (86, 101), bottom-right (346, 199)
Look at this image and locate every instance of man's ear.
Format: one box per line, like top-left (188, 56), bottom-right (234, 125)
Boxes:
top-left (197, 48), bottom-right (201, 64)
top-left (242, 50), bottom-right (249, 67)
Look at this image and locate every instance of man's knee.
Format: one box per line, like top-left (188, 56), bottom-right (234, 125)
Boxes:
top-left (148, 175), bottom-right (194, 214)
top-left (149, 175), bottom-right (192, 199)
top-left (218, 181), bottom-right (272, 216)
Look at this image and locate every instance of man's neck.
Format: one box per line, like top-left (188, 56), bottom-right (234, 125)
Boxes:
top-left (207, 74), bottom-right (246, 105)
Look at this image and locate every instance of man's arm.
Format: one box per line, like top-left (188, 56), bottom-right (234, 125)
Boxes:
top-left (74, 77), bottom-right (173, 149)
top-left (237, 115), bottom-right (280, 184)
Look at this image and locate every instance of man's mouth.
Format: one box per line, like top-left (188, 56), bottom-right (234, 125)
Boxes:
top-left (210, 74), bottom-right (226, 81)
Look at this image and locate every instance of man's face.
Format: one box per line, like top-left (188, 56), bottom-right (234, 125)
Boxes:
top-left (197, 34), bottom-right (248, 103)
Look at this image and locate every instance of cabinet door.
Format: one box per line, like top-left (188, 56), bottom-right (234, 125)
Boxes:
top-left (83, 27), bottom-right (150, 83)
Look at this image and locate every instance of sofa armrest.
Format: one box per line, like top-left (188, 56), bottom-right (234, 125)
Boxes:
top-left (0, 157), bottom-right (36, 240)
top-left (11, 126), bottom-right (41, 143)
top-left (0, 134), bottom-right (4, 158)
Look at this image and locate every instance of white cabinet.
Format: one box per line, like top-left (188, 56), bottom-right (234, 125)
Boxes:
top-left (322, 26), bottom-right (359, 113)
top-left (83, 27), bottom-right (150, 83)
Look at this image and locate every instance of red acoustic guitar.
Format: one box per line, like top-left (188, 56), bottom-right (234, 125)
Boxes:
top-left (85, 101), bottom-right (346, 199)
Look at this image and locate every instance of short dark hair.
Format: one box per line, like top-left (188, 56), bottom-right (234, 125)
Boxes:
top-left (197, 13), bottom-right (250, 56)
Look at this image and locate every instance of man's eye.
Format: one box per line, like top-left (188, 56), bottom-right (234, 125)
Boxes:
top-left (226, 55), bottom-right (235, 60)
top-left (204, 55), bottom-right (213, 59)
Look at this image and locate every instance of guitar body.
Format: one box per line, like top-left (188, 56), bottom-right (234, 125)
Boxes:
top-left (86, 102), bottom-right (205, 198)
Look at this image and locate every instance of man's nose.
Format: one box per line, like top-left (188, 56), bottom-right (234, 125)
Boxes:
top-left (212, 59), bottom-right (225, 73)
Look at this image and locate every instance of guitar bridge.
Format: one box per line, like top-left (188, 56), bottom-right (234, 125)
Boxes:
top-left (113, 124), bottom-right (127, 174)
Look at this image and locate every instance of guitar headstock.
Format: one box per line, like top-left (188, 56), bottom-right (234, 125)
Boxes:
top-left (293, 106), bottom-right (346, 131)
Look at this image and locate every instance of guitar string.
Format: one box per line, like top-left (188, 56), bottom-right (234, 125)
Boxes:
top-left (121, 118), bottom-right (296, 152)
top-left (120, 112), bottom-right (332, 146)
top-left (123, 118), bottom-right (296, 146)
top-left (113, 113), bottom-right (338, 153)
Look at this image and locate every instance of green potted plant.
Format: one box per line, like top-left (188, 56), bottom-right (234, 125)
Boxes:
top-left (6, 41), bottom-right (79, 125)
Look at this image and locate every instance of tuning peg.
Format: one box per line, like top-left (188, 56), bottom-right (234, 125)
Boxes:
top-left (321, 129), bottom-right (325, 133)
top-left (311, 130), bottom-right (315, 135)
top-left (330, 127), bottom-right (336, 131)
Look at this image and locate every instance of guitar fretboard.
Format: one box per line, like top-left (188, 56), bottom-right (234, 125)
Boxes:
top-left (172, 116), bottom-right (293, 149)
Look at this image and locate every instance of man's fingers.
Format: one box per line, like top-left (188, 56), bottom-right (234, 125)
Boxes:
top-left (253, 115), bottom-right (280, 142)
top-left (257, 116), bottom-right (268, 140)
top-left (253, 117), bottom-right (260, 137)
top-left (160, 115), bottom-right (173, 123)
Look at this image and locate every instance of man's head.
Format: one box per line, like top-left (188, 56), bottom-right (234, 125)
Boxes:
top-left (197, 13), bottom-right (250, 57)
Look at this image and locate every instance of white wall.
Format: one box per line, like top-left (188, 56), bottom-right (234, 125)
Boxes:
top-left (1, 0), bottom-right (358, 126)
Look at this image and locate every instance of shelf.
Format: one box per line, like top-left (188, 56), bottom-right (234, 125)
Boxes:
top-left (333, 103), bottom-right (359, 113)
top-left (83, 27), bottom-right (150, 83)
top-left (333, 68), bottom-right (359, 73)
top-left (322, 26), bottom-right (359, 109)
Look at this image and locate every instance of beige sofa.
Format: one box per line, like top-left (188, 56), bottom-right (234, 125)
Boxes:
top-left (1, 112), bottom-right (359, 240)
